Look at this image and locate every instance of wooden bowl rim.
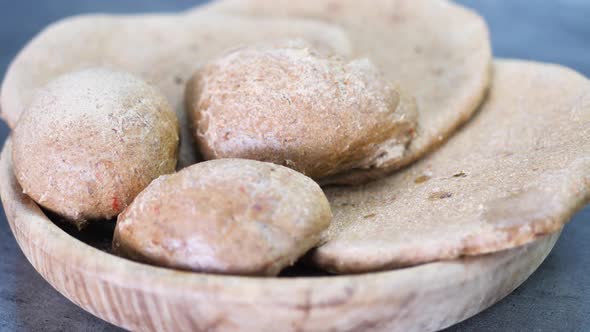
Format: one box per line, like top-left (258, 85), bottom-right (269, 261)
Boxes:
top-left (0, 138), bottom-right (558, 305)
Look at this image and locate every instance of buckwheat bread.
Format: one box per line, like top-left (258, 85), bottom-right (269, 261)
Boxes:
top-left (205, 0), bottom-right (493, 184)
top-left (313, 61), bottom-right (590, 273)
top-left (0, 12), bottom-right (352, 168)
top-left (12, 68), bottom-right (179, 226)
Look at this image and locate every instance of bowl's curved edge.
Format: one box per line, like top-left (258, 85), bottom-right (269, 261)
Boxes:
top-left (0, 139), bottom-right (559, 332)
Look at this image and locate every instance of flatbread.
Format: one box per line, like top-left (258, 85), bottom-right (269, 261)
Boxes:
top-left (313, 61), bottom-right (590, 273)
top-left (205, 0), bottom-right (493, 184)
top-left (0, 12), bottom-right (352, 168)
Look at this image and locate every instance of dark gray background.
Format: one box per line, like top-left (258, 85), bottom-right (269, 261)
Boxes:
top-left (0, 1), bottom-right (588, 331)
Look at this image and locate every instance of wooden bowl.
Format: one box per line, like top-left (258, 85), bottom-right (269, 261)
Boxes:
top-left (0, 140), bottom-right (559, 332)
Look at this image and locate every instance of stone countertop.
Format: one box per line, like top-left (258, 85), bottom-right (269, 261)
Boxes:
top-left (0, 1), bottom-right (588, 331)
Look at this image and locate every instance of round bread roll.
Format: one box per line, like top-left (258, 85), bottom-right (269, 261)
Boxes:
top-left (12, 68), bottom-right (179, 227)
top-left (113, 159), bottom-right (332, 276)
top-left (0, 12), bottom-right (353, 170)
top-left (186, 41), bottom-right (417, 180)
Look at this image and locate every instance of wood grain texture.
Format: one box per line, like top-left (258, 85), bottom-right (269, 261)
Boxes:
top-left (0, 140), bottom-right (559, 332)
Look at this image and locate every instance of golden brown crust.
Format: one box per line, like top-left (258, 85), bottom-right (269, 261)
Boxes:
top-left (12, 68), bottom-right (179, 225)
top-left (186, 42), bottom-right (416, 180)
top-left (113, 159), bottom-right (332, 276)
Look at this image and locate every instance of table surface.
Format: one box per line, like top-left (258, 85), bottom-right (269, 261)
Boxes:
top-left (0, 1), bottom-right (589, 331)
